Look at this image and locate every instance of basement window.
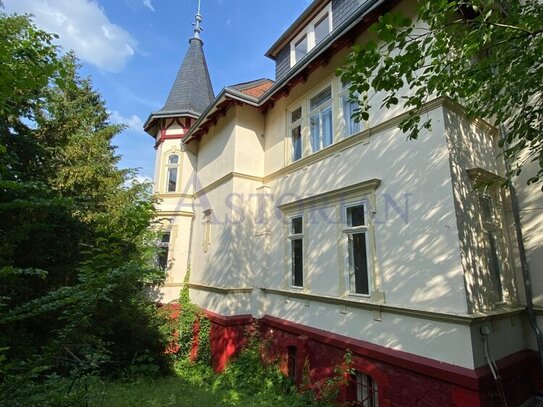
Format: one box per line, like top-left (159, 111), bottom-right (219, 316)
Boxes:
top-left (348, 371), bottom-right (379, 407)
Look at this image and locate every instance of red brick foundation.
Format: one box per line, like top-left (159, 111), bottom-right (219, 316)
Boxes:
top-left (164, 304), bottom-right (539, 406)
top-left (206, 313), bottom-right (539, 406)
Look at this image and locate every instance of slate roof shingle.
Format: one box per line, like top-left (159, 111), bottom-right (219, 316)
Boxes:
top-left (159, 37), bottom-right (214, 116)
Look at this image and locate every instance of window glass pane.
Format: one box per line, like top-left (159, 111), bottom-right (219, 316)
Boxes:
top-left (287, 346), bottom-right (297, 380)
top-left (347, 205), bottom-right (365, 227)
top-left (351, 233), bottom-right (369, 295)
top-left (310, 87), bottom-right (332, 110)
top-left (292, 239), bottom-right (303, 287)
top-left (294, 35), bottom-right (307, 62)
top-left (157, 232), bottom-right (170, 271)
top-left (161, 232), bottom-right (171, 243)
top-left (343, 95), bottom-right (361, 137)
top-left (158, 247), bottom-right (169, 270)
top-left (310, 114), bottom-right (320, 152)
top-left (291, 107), bottom-right (302, 123)
top-left (168, 155), bottom-right (179, 164)
top-left (167, 168), bottom-right (178, 192)
top-left (480, 195), bottom-right (494, 222)
top-left (292, 126), bottom-right (302, 161)
top-left (291, 217), bottom-right (303, 234)
top-left (314, 13), bottom-right (330, 44)
top-left (322, 106), bottom-right (333, 147)
top-left (487, 230), bottom-right (503, 299)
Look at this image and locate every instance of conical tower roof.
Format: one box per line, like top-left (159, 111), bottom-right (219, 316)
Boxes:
top-left (143, 5), bottom-right (214, 135)
top-left (160, 37), bottom-right (214, 116)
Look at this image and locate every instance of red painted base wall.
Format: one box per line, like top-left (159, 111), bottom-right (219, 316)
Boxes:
top-left (201, 312), bottom-right (539, 407)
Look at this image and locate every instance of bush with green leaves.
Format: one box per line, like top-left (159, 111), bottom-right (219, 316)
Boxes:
top-left (0, 9), bottom-right (172, 404)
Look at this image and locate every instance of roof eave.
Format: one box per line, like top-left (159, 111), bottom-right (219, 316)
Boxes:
top-left (183, 88), bottom-right (259, 144)
top-left (143, 110), bottom-right (201, 135)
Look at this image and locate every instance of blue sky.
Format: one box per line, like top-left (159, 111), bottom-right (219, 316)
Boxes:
top-left (4, 0), bottom-right (311, 180)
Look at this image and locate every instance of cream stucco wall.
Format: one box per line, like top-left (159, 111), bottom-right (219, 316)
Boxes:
top-left (444, 107), bottom-right (518, 313)
top-left (149, 0), bottom-right (537, 371)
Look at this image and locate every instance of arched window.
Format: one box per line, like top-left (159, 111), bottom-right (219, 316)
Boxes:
top-left (166, 154), bottom-right (179, 192)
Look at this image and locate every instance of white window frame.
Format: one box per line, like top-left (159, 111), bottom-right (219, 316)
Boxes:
top-left (202, 209), bottom-right (212, 253)
top-left (352, 371), bottom-right (379, 407)
top-left (157, 230), bottom-right (171, 271)
top-left (339, 78), bottom-right (364, 138)
top-left (165, 153), bottom-right (180, 193)
top-left (290, 3), bottom-right (333, 67)
top-left (478, 192), bottom-right (505, 303)
top-left (288, 105), bottom-right (303, 163)
top-left (309, 85), bottom-right (334, 153)
top-left (287, 214), bottom-right (304, 288)
top-left (343, 200), bottom-right (372, 297)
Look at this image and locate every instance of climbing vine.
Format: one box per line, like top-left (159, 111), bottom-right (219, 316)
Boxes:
top-left (177, 268), bottom-right (212, 364)
top-left (176, 269), bottom-right (352, 405)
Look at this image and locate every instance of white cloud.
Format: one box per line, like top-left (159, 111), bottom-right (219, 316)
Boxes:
top-left (4, 0), bottom-right (137, 72)
top-left (142, 0), bottom-right (155, 12)
top-left (123, 0), bottom-right (155, 12)
top-left (109, 110), bottom-right (145, 134)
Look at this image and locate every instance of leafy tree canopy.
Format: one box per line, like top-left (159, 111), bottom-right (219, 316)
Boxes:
top-left (0, 11), bottom-right (170, 399)
top-left (338, 0), bottom-right (543, 187)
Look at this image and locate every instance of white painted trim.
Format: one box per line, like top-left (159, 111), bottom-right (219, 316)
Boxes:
top-left (290, 2), bottom-right (333, 67)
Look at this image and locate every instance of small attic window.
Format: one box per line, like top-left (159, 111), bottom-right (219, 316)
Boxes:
top-left (290, 3), bottom-right (333, 67)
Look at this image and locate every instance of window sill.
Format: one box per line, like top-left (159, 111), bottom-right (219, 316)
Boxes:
top-left (347, 292), bottom-right (371, 299)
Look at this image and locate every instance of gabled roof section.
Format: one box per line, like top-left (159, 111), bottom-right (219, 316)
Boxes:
top-left (229, 78), bottom-right (274, 99)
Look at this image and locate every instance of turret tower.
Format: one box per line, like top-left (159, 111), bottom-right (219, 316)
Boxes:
top-left (143, 0), bottom-right (213, 302)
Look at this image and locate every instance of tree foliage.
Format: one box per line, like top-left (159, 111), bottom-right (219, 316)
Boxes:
top-left (338, 0), bottom-right (543, 186)
top-left (0, 11), bottom-right (170, 403)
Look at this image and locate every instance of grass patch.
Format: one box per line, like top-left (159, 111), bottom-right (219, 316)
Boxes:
top-left (98, 374), bottom-right (232, 407)
top-left (92, 359), bottom-right (323, 407)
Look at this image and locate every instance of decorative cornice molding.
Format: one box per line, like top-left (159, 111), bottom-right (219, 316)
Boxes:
top-left (155, 193), bottom-right (193, 199)
top-left (188, 282), bottom-right (253, 295)
top-left (263, 97), bottom-right (445, 183)
top-left (263, 97), bottom-right (498, 184)
top-left (262, 288), bottom-right (525, 326)
top-left (277, 178), bottom-right (381, 212)
top-left (155, 210), bottom-right (194, 217)
top-left (194, 172), bottom-right (263, 198)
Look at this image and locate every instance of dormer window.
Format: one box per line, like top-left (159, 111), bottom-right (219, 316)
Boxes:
top-left (290, 4), bottom-right (333, 67)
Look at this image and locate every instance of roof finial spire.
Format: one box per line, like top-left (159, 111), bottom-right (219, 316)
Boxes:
top-left (192, 0), bottom-right (203, 40)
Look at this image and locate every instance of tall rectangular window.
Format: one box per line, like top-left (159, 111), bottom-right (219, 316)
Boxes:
top-left (341, 80), bottom-right (361, 137)
top-left (344, 203), bottom-right (370, 295)
top-left (288, 216), bottom-right (304, 287)
top-left (479, 194), bottom-right (504, 301)
top-left (314, 13), bottom-right (330, 44)
top-left (310, 86), bottom-right (333, 152)
top-left (166, 154), bottom-right (179, 192)
top-left (294, 35), bottom-right (308, 63)
top-left (157, 231), bottom-right (171, 270)
top-left (289, 106), bottom-right (303, 162)
top-left (287, 346), bottom-right (297, 381)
